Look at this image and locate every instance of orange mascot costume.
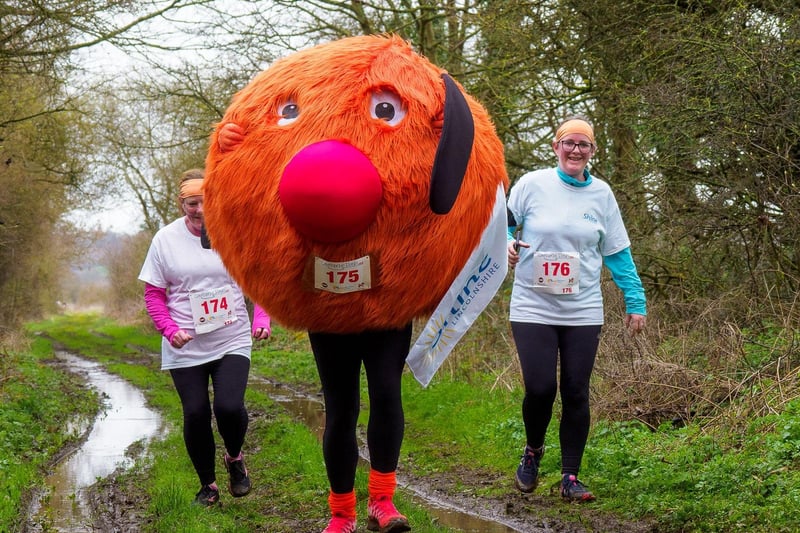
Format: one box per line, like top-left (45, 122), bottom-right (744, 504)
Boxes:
top-left (203, 34), bottom-right (507, 533)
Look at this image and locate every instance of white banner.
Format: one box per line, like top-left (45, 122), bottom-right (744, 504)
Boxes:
top-left (407, 184), bottom-right (508, 387)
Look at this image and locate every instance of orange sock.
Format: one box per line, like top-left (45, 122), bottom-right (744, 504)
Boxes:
top-left (328, 489), bottom-right (356, 519)
top-left (368, 469), bottom-right (397, 501)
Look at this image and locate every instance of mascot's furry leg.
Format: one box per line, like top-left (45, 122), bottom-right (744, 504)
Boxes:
top-left (310, 326), bottom-right (412, 533)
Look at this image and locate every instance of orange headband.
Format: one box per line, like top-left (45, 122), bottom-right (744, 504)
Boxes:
top-left (555, 119), bottom-right (595, 144)
top-left (179, 179), bottom-right (204, 199)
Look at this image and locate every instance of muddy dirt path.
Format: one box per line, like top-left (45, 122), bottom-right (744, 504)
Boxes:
top-left (23, 350), bottom-right (162, 533)
top-left (37, 348), bottom-right (657, 533)
top-left (92, 375), bottom-right (656, 533)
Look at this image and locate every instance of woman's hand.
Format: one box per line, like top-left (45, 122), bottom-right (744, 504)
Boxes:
top-left (625, 314), bottom-right (646, 336)
top-left (170, 329), bottom-right (194, 348)
top-left (252, 327), bottom-right (271, 341)
top-left (508, 240), bottom-right (529, 267)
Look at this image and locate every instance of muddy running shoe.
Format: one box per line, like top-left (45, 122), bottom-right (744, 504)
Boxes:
top-left (224, 453), bottom-right (251, 497)
top-left (515, 445), bottom-right (544, 493)
top-left (560, 474), bottom-right (596, 502)
top-left (321, 516), bottom-right (357, 533)
top-left (193, 484), bottom-right (220, 507)
top-left (367, 497), bottom-right (410, 533)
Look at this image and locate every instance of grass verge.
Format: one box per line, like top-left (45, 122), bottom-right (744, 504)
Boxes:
top-left (0, 331), bottom-right (98, 531)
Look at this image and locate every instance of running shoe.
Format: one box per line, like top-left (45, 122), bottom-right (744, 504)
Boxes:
top-left (321, 516), bottom-right (357, 533)
top-left (560, 474), bottom-right (596, 502)
top-left (515, 445), bottom-right (544, 493)
top-left (193, 484), bottom-right (220, 507)
top-left (224, 453), bottom-right (252, 497)
top-left (367, 497), bottom-right (411, 533)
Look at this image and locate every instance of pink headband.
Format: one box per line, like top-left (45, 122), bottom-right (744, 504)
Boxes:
top-left (555, 119), bottom-right (595, 144)
top-left (179, 179), bottom-right (204, 199)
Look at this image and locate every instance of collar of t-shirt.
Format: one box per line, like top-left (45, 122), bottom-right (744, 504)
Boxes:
top-left (556, 167), bottom-right (593, 187)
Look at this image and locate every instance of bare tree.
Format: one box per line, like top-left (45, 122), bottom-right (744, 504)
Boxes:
top-left (0, 0), bottom-right (218, 327)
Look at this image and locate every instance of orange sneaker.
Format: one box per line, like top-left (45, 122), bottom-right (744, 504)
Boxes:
top-left (366, 497), bottom-right (410, 533)
top-left (321, 516), bottom-right (356, 533)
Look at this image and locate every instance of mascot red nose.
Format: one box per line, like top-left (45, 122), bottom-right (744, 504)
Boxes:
top-left (202, 34), bottom-right (508, 532)
top-left (279, 139), bottom-right (383, 243)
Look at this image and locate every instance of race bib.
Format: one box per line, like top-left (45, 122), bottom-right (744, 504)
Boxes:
top-left (532, 251), bottom-right (580, 294)
top-left (189, 285), bottom-right (238, 334)
top-left (314, 256), bottom-right (372, 294)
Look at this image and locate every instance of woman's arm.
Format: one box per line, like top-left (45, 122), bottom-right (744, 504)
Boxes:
top-left (143, 283), bottom-right (180, 343)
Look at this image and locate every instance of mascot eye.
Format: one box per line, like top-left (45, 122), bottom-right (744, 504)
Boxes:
top-left (277, 101), bottom-right (299, 125)
top-left (370, 91), bottom-right (406, 126)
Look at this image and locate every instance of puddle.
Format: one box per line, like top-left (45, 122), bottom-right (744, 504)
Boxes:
top-left (28, 351), bottom-right (163, 532)
top-left (251, 377), bottom-right (525, 533)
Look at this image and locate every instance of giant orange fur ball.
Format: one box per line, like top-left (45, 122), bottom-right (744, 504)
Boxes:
top-left (204, 34), bottom-right (508, 333)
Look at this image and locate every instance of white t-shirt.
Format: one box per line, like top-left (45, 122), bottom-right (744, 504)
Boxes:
top-left (138, 218), bottom-right (252, 369)
top-left (507, 168), bottom-right (631, 325)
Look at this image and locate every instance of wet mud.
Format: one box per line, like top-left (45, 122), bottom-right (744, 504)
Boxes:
top-left (252, 377), bottom-right (525, 532)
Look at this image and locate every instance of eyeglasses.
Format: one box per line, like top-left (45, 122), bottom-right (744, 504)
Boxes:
top-left (559, 140), bottom-right (594, 153)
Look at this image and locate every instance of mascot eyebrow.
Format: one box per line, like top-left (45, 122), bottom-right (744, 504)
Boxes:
top-left (429, 73), bottom-right (475, 215)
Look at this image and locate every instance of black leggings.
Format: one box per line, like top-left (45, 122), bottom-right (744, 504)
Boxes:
top-left (510, 322), bottom-right (601, 476)
top-left (169, 354), bottom-right (250, 486)
top-left (309, 324), bottom-right (412, 494)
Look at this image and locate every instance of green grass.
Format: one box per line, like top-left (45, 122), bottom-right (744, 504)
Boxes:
top-left (8, 312), bottom-right (800, 532)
